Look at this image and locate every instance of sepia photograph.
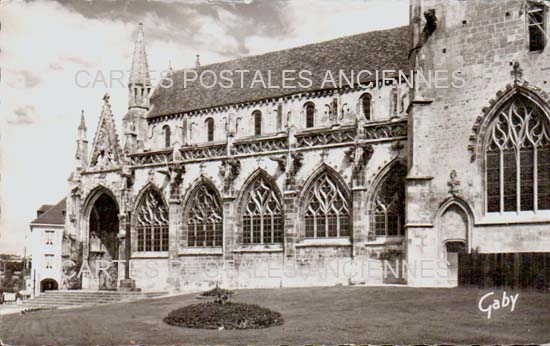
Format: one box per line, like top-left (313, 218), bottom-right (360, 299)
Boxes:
top-left (0, 0), bottom-right (549, 345)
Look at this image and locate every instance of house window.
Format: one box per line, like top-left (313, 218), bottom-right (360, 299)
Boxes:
top-left (305, 102), bottom-right (315, 128)
top-left (241, 175), bottom-right (283, 244)
top-left (361, 93), bottom-right (372, 120)
top-left (162, 125), bottom-right (171, 148)
top-left (253, 110), bottom-right (262, 136)
top-left (44, 254), bottom-right (54, 269)
top-left (528, 2), bottom-right (546, 51)
top-left (370, 164), bottom-right (407, 237)
top-left (486, 95), bottom-right (550, 213)
top-left (136, 188), bottom-right (169, 252)
top-left (44, 230), bottom-right (55, 245)
top-left (186, 183), bottom-right (223, 247)
top-left (206, 118), bottom-right (214, 142)
top-left (304, 171), bottom-right (351, 238)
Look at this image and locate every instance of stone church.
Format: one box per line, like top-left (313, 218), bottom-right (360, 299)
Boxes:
top-left (40, 0), bottom-right (550, 293)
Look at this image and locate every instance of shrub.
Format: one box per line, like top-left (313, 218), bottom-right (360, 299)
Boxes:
top-left (163, 302), bottom-right (283, 330)
top-left (200, 285), bottom-right (233, 297)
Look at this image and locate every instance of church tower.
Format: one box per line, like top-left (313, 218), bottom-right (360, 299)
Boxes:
top-left (124, 23), bottom-right (151, 153)
top-left (75, 110), bottom-right (88, 170)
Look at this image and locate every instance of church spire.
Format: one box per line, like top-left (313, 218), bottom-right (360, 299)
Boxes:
top-left (75, 110), bottom-right (88, 169)
top-left (78, 110), bottom-right (87, 133)
top-left (195, 54), bottom-right (201, 68)
top-left (125, 22), bottom-right (152, 152)
top-left (128, 22), bottom-right (151, 109)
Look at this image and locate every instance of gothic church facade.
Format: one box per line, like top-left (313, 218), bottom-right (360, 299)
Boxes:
top-left (53, 0), bottom-right (550, 292)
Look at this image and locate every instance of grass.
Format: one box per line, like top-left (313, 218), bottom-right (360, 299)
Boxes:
top-left (0, 286), bottom-right (549, 345)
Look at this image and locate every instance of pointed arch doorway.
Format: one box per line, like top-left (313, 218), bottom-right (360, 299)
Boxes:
top-left (88, 191), bottom-right (120, 290)
top-left (437, 200), bottom-right (472, 287)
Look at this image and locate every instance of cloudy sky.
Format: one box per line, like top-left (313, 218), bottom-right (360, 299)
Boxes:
top-left (0, 0), bottom-right (408, 255)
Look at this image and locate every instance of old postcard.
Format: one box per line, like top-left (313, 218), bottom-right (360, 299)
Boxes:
top-left (0, 0), bottom-right (549, 345)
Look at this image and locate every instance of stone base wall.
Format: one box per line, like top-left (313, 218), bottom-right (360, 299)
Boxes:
top-left (123, 252), bottom-right (405, 292)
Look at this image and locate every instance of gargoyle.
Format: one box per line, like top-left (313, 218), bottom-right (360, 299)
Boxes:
top-left (289, 152), bottom-right (303, 177)
top-left (344, 147), bottom-right (356, 163)
top-left (270, 155), bottom-right (287, 171)
top-left (351, 144), bottom-right (374, 178)
top-left (120, 166), bottom-right (135, 189)
top-left (220, 158), bottom-right (241, 193)
top-left (423, 9), bottom-right (437, 36)
top-left (169, 164), bottom-right (186, 199)
top-left (408, 9), bottom-right (438, 58)
top-left (70, 185), bottom-right (81, 198)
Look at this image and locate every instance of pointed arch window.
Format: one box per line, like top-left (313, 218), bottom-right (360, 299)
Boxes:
top-left (305, 102), bottom-right (315, 128)
top-left (304, 171), bottom-right (351, 238)
top-left (486, 95), bottom-right (550, 213)
top-left (136, 188), bottom-right (169, 252)
top-left (206, 118), bottom-right (214, 142)
top-left (253, 110), bottom-right (262, 136)
top-left (162, 125), bottom-right (171, 148)
top-left (361, 93), bottom-right (372, 120)
top-left (370, 164), bottom-right (406, 237)
top-left (241, 175), bottom-right (283, 244)
top-left (186, 183), bottom-right (223, 247)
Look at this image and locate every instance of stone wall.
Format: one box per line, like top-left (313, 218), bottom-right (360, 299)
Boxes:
top-left (67, 82), bottom-right (410, 292)
top-left (407, 0), bottom-right (550, 286)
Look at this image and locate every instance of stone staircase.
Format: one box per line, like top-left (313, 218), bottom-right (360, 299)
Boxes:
top-left (21, 290), bottom-right (168, 309)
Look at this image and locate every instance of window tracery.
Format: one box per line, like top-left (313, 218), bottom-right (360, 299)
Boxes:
top-left (304, 172), bottom-right (351, 238)
top-left (241, 175), bottom-right (283, 244)
top-left (486, 95), bottom-right (550, 212)
top-left (136, 188), bottom-right (169, 251)
top-left (186, 184), bottom-right (223, 247)
top-left (370, 164), bottom-right (406, 238)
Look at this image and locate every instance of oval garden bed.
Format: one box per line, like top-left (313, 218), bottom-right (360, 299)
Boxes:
top-left (163, 302), bottom-right (283, 330)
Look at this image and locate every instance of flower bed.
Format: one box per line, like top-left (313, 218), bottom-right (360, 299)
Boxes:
top-left (163, 302), bottom-right (283, 330)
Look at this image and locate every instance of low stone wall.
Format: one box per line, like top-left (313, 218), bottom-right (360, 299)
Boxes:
top-left (126, 252), bottom-right (407, 292)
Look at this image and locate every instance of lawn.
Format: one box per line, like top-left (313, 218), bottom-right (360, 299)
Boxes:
top-left (0, 286), bottom-right (549, 345)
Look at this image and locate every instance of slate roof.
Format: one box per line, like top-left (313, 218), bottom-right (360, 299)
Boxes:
top-left (30, 198), bottom-right (66, 226)
top-left (148, 25), bottom-right (411, 119)
top-left (37, 204), bottom-right (54, 214)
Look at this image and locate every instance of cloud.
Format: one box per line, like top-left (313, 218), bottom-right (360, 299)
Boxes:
top-left (6, 69), bottom-right (42, 89)
top-left (0, 0), bottom-right (134, 254)
top-left (51, 0), bottom-right (290, 60)
top-left (245, 0), bottom-right (409, 54)
top-left (64, 56), bottom-right (96, 68)
top-left (9, 105), bottom-right (39, 125)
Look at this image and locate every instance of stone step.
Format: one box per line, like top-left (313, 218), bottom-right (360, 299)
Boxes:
top-left (21, 305), bottom-right (65, 310)
top-left (22, 301), bottom-right (82, 306)
top-left (37, 294), bottom-right (159, 300)
top-left (29, 297), bottom-right (148, 303)
top-left (26, 296), bottom-right (154, 302)
top-left (40, 290), bottom-right (163, 295)
top-left (39, 292), bottom-right (164, 298)
top-left (24, 298), bottom-right (135, 304)
top-left (22, 290), bottom-right (168, 309)
top-left (22, 300), bottom-right (117, 306)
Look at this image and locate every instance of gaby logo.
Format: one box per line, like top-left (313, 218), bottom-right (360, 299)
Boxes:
top-left (478, 291), bottom-right (519, 319)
